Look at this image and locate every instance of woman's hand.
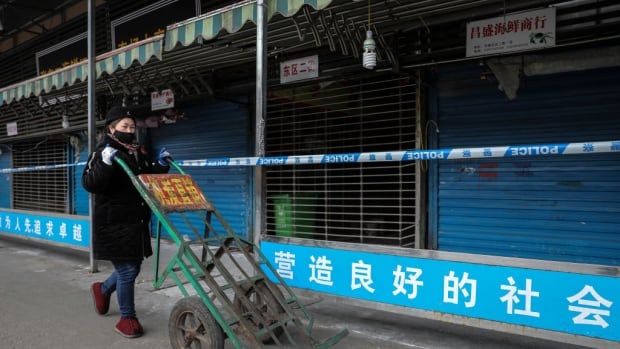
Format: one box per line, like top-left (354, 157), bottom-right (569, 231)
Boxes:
top-left (101, 145), bottom-right (118, 166)
top-left (157, 147), bottom-right (173, 166)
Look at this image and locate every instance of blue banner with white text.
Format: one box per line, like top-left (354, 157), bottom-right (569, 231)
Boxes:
top-left (0, 209), bottom-right (89, 249)
top-left (261, 241), bottom-right (619, 342)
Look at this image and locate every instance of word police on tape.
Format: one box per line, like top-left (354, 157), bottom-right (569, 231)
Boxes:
top-left (1, 141), bottom-right (618, 174)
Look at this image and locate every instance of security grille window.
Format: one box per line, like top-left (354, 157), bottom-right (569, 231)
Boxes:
top-left (12, 139), bottom-right (68, 213)
top-left (265, 76), bottom-right (416, 247)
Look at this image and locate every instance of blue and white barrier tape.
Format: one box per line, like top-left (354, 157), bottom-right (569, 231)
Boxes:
top-left (179, 140), bottom-right (620, 167)
top-left (1, 140), bottom-right (619, 174)
top-left (0, 162), bottom-right (87, 174)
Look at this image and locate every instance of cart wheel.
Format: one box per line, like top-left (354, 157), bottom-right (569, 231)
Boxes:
top-left (233, 282), bottom-right (286, 343)
top-left (169, 297), bottom-right (225, 349)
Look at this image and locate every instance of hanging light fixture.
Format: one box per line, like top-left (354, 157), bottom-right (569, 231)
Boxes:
top-left (362, 0), bottom-right (376, 70)
top-left (62, 114), bottom-right (70, 129)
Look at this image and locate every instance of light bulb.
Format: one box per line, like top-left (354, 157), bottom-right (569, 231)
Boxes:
top-left (362, 30), bottom-right (376, 70)
top-left (62, 115), bottom-right (70, 129)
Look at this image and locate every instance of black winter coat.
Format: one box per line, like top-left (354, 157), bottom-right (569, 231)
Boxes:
top-left (82, 134), bottom-right (168, 261)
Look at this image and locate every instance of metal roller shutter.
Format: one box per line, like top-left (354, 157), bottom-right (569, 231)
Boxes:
top-left (72, 139), bottom-right (90, 215)
top-left (265, 75), bottom-right (417, 247)
top-left (433, 64), bottom-right (620, 266)
top-left (150, 101), bottom-right (252, 240)
top-left (12, 138), bottom-right (68, 213)
top-left (0, 146), bottom-right (11, 208)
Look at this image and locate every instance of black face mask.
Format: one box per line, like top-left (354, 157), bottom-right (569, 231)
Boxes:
top-left (113, 130), bottom-right (135, 144)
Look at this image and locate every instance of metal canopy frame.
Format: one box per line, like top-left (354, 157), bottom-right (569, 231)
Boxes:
top-left (0, 0), bottom-right (87, 53)
top-left (1, 0), bottom-right (618, 140)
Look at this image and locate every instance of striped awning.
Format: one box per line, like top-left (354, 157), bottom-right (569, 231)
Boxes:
top-left (0, 35), bottom-right (163, 106)
top-left (165, 0), bottom-right (333, 51)
top-left (95, 34), bottom-right (163, 79)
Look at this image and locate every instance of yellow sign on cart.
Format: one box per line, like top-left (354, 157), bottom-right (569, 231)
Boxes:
top-left (138, 174), bottom-right (212, 212)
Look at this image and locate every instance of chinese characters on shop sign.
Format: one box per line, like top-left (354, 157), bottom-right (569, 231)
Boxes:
top-left (280, 55), bottom-right (319, 84)
top-left (261, 241), bottom-right (618, 342)
top-left (466, 8), bottom-right (556, 57)
top-left (151, 89), bottom-right (175, 111)
top-left (117, 28), bottom-right (165, 49)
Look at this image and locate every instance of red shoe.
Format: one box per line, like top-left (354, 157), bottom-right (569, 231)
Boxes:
top-left (90, 282), bottom-right (110, 315)
top-left (115, 316), bottom-right (144, 338)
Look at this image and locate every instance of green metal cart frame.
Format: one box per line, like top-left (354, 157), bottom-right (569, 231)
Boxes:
top-left (115, 157), bottom-right (348, 348)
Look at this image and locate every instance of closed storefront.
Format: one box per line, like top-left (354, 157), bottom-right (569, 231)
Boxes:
top-left (72, 139), bottom-right (90, 216)
top-left (431, 64), bottom-right (620, 266)
top-left (11, 138), bottom-right (69, 213)
top-left (0, 146), bottom-right (11, 208)
top-left (265, 74), bottom-right (418, 247)
top-left (150, 100), bottom-right (252, 240)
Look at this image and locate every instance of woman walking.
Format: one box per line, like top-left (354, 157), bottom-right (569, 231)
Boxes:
top-left (82, 105), bottom-right (171, 338)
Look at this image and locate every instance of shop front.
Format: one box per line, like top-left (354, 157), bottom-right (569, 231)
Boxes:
top-left (0, 0), bottom-right (618, 347)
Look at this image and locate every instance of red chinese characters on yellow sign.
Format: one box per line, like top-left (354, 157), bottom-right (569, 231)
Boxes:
top-left (138, 174), bottom-right (213, 212)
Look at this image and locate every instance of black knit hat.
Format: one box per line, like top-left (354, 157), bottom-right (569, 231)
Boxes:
top-left (105, 105), bottom-right (134, 126)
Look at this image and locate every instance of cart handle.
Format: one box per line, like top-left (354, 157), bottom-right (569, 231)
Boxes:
top-left (166, 159), bottom-right (186, 175)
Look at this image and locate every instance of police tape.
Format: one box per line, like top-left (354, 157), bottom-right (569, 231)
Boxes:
top-left (0, 140), bottom-right (619, 174)
top-left (179, 140), bottom-right (620, 167)
top-left (0, 162), bottom-right (87, 174)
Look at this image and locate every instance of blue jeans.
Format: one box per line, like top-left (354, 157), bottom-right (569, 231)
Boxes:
top-left (101, 260), bottom-right (142, 318)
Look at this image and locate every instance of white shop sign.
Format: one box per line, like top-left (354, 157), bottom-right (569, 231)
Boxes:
top-left (466, 8), bottom-right (556, 57)
top-left (280, 55), bottom-right (319, 84)
top-left (151, 89), bottom-right (175, 111)
top-left (6, 122), bottom-right (17, 136)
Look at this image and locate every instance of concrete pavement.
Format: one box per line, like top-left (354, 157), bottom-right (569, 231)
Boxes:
top-left (0, 235), bottom-right (594, 349)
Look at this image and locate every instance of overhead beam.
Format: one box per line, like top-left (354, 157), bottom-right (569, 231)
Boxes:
top-left (8, 3), bottom-right (56, 13)
top-left (0, 0), bottom-right (106, 53)
top-left (21, 27), bottom-right (44, 35)
top-left (0, 0), bottom-right (78, 37)
top-left (28, 20), bottom-right (48, 32)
